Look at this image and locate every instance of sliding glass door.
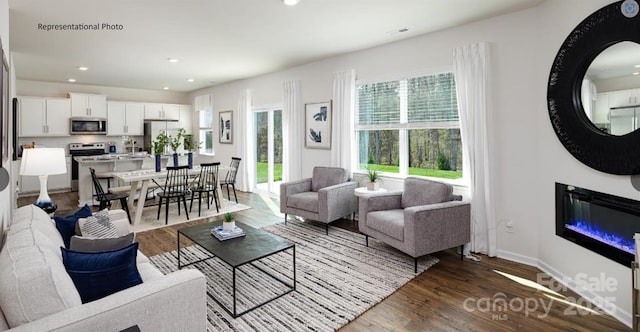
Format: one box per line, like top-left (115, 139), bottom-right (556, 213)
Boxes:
top-left (254, 108), bottom-right (282, 195)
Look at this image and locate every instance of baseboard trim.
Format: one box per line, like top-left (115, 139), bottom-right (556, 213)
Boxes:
top-left (496, 249), bottom-right (632, 328)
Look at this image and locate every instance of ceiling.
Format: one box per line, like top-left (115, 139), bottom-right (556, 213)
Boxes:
top-left (586, 41), bottom-right (640, 82)
top-left (9, 0), bottom-right (544, 93)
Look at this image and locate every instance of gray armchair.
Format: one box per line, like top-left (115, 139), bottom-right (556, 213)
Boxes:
top-left (280, 166), bottom-right (357, 234)
top-left (359, 177), bottom-right (470, 273)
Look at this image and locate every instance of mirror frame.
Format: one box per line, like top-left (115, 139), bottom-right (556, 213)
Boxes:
top-left (548, 0), bottom-right (640, 175)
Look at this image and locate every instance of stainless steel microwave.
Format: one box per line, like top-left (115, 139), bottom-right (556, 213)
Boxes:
top-left (70, 118), bottom-right (107, 135)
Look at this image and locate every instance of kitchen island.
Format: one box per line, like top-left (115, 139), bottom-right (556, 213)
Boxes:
top-left (74, 154), bottom-right (165, 207)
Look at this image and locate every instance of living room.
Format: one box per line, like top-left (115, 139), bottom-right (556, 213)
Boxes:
top-left (0, 0), bottom-right (638, 331)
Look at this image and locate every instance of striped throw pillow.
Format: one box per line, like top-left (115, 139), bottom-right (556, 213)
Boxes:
top-left (78, 209), bottom-right (118, 239)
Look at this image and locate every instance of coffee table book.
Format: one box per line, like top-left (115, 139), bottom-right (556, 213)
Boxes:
top-left (211, 225), bottom-right (246, 241)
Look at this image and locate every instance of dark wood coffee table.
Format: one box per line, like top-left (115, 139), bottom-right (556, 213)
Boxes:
top-left (177, 221), bottom-right (295, 318)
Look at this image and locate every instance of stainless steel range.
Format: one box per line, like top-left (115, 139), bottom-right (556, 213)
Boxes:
top-left (69, 142), bottom-right (106, 191)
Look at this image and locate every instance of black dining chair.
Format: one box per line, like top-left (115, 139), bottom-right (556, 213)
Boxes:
top-left (220, 157), bottom-right (241, 203)
top-left (189, 162), bottom-right (220, 216)
top-left (89, 168), bottom-right (132, 224)
top-left (156, 165), bottom-right (190, 225)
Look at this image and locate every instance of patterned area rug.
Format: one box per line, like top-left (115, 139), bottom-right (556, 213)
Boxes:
top-left (149, 220), bottom-right (439, 331)
top-left (131, 199), bottom-right (251, 233)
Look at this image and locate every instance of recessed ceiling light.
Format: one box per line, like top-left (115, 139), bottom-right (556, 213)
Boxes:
top-left (633, 72), bottom-right (640, 76)
top-left (386, 27), bottom-right (409, 35)
top-left (282, 0), bottom-right (300, 5)
top-left (77, 66), bottom-right (88, 71)
top-left (635, 65), bottom-right (640, 68)
top-left (167, 58), bottom-right (179, 63)
top-left (187, 78), bottom-right (195, 82)
top-left (163, 86), bottom-right (169, 90)
top-left (68, 78), bottom-right (76, 82)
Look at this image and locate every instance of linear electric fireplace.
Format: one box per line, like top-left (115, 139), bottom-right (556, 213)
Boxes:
top-left (555, 182), bottom-right (640, 267)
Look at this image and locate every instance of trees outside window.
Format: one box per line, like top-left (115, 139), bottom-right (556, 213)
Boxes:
top-left (356, 72), bottom-right (462, 180)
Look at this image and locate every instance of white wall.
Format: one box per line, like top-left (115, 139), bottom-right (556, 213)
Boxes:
top-left (536, 0), bottom-right (634, 325)
top-left (189, 0), bottom-right (634, 326)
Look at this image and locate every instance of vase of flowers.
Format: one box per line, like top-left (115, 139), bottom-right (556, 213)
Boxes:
top-left (223, 213), bottom-right (235, 231)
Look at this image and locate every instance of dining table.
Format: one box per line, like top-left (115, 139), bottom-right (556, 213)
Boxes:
top-left (111, 165), bottom-right (231, 226)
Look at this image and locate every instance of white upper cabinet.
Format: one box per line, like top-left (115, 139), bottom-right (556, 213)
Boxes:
top-left (19, 96), bottom-right (70, 137)
top-left (194, 94), bottom-right (212, 111)
top-left (69, 93), bottom-right (107, 118)
top-left (107, 101), bottom-right (144, 136)
top-left (144, 103), bottom-right (180, 121)
top-left (607, 89), bottom-right (640, 108)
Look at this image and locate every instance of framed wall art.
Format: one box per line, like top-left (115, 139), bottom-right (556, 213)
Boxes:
top-left (305, 101), bottom-right (332, 149)
top-left (219, 110), bottom-right (233, 144)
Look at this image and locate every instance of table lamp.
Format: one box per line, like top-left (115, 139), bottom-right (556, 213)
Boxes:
top-left (20, 148), bottom-right (67, 214)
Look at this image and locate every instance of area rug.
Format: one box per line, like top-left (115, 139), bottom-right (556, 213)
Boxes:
top-left (131, 199), bottom-right (251, 233)
top-left (148, 220), bottom-right (439, 331)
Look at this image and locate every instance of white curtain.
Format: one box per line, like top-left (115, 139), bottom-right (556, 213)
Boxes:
top-left (331, 69), bottom-right (356, 177)
top-left (236, 89), bottom-right (255, 192)
top-left (453, 42), bottom-right (496, 256)
top-left (283, 80), bottom-right (303, 182)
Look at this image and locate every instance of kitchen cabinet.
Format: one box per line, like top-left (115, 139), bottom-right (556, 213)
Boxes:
top-left (107, 101), bottom-right (144, 136)
top-left (69, 93), bottom-right (107, 118)
top-left (19, 97), bottom-right (70, 137)
top-left (606, 88), bottom-right (640, 108)
top-left (19, 157), bottom-right (71, 194)
top-left (144, 103), bottom-right (180, 121)
top-left (194, 94), bottom-right (212, 111)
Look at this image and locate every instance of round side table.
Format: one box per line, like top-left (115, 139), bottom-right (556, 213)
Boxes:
top-left (354, 186), bottom-right (387, 197)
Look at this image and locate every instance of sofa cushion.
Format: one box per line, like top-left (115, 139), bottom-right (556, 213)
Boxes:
top-left (311, 167), bottom-right (347, 192)
top-left (367, 209), bottom-right (405, 241)
top-left (0, 206), bottom-right (82, 328)
top-left (70, 232), bottom-right (135, 252)
top-left (62, 243), bottom-right (143, 304)
top-left (54, 204), bottom-right (93, 248)
top-left (78, 209), bottom-right (118, 238)
top-left (137, 253), bottom-right (164, 282)
top-left (401, 177), bottom-right (453, 208)
top-left (287, 192), bottom-right (319, 213)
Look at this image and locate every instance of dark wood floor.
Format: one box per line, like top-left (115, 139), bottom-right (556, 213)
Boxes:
top-left (18, 191), bottom-right (631, 332)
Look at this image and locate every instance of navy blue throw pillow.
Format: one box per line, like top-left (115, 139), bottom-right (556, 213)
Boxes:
top-left (54, 204), bottom-right (93, 248)
top-left (61, 242), bottom-right (143, 303)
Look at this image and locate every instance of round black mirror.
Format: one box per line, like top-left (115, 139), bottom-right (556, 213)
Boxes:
top-left (548, 0), bottom-right (640, 175)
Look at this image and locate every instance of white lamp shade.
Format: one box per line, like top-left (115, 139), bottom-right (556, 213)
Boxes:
top-left (20, 148), bottom-right (67, 176)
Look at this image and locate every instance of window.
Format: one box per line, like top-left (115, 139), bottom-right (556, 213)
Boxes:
top-left (198, 110), bottom-right (214, 154)
top-left (355, 72), bottom-right (462, 180)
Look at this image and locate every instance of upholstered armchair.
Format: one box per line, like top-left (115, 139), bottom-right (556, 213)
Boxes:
top-left (359, 177), bottom-right (471, 273)
top-left (280, 166), bottom-right (357, 234)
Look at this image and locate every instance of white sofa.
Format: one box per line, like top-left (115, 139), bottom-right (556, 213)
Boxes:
top-left (0, 205), bottom-right (206, 331)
